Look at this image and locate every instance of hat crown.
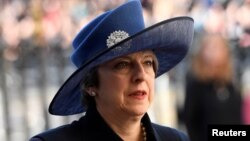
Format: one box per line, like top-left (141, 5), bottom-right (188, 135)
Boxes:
top-left (71, 0), bottom-right (145, 67)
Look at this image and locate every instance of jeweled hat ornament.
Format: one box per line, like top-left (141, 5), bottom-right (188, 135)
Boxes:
top-left (49, 0), bottom-right (194, 115)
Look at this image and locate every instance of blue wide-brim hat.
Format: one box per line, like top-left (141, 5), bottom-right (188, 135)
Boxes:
top-left (49, 0), bottom-right (194, 115)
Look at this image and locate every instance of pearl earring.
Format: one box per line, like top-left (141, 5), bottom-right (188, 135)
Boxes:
top-left (90, 91), bottom-right (96, 96)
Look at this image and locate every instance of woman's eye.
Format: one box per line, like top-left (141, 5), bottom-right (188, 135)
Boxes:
top-left (144, 60), bottom-right (153, 67)
top-left (114, 61), bottom-right (130, 70)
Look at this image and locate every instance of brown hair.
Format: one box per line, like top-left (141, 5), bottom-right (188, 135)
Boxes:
top-left (191, 34), bottom-right (233, 84)
top-left (80, 67), bottom-right (99, 108)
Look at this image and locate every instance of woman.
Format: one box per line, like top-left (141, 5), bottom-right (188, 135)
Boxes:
top-left (183, 34), bottom-right (242, 141)
top-left (30, 0), bottom-right (194, 141)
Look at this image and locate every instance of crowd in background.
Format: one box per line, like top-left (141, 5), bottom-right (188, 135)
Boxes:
top-left (0, 0), bottom-right (250, 141)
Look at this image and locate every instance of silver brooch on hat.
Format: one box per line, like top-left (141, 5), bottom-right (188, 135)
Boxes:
top-left (106, 30), bottom-right (129, 48)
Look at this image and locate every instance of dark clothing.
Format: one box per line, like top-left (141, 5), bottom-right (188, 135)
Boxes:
top-left (30, 105), bottom-right (189, 141)
top-left (184, 73), bottom-right (242, 141)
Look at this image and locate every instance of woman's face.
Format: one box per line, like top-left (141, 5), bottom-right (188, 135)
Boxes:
top-left (95, 50), bottom-right (156, 117)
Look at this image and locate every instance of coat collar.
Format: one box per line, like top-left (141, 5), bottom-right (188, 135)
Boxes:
top-left (77, 105), bottom-right (157, 141)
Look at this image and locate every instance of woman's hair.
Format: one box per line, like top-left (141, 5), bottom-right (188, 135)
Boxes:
top-left (80, 66), bottom-right (99, 108)
top-left (80, 52), bottom-right (159, 108)
top-left (191, 34), bottom-right (233, 84)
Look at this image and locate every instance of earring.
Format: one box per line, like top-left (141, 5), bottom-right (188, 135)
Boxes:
top-left (90, 91), bottom-right (96, 96)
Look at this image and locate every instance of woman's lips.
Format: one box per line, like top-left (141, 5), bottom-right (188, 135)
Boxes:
top-left (128, 90), bottom-right (147, 100)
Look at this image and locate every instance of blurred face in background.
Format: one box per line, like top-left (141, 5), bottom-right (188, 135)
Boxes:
top-left (193, 34), bottom-right (233, 83)
top-left (201, 36), bottom-right (229, 69)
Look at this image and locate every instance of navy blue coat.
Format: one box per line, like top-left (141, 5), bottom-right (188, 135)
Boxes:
top-left (30, 105), bottom-right (189, 141)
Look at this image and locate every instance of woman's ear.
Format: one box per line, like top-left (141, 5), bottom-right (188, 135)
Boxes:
top-left (85, 87), bottom-right (97, 97)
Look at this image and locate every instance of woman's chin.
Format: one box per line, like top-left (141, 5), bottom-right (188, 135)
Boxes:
top-left (125, 106), bottom-right (148, 117)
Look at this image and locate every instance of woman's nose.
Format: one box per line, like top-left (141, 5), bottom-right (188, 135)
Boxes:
top-left (131, 63), bottom-right (146, 83)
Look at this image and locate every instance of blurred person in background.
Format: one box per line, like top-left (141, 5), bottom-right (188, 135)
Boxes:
top-left (236, 0), bottom-right (250, 125)
top-left (183, 34), bottom-right (243, 141)
top-left (29, 0), bottom-right (194, 141)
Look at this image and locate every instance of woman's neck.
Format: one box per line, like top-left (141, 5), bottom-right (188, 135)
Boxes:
top-left (96, 105), bottom-right (145, 141)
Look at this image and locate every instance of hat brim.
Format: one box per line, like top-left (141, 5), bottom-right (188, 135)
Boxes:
top-left (49, 16), bottom-right (194, 115)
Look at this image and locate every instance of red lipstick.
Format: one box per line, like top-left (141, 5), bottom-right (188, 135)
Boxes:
top-left (128, 90), bottom-right (147, 100)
